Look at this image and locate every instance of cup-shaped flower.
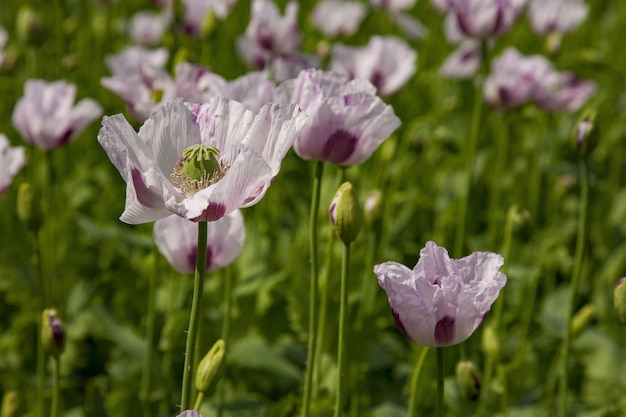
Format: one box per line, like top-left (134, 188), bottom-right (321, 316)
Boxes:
top-left (311, 1), bottom-right (367, 38)
top-left (440, 41), bottom-right (481, 79)
top-left (527, 0), bottom-right (588, 37)
top-left (97, 97), bottom-right (307, 224)
top-left (276, 69), bottom-right (400, 166)
top-left (243, 0), bottom-right (301, 56)
top-left (533, 70), bottom-right (596, 113)
top-left (374, 241), bottom-right (507, 347)
top-left (154, 210), bottom-right (245, 274)
top-left (447, 0), bottom-right (527, 39)
top-left (12, 79), bottom-right (103, 150)
top-left (330, 35), bottom-right (417, 96)
top-left (0, 134), bottom-right (26, 196)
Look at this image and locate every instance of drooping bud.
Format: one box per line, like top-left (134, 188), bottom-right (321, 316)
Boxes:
top-left (195, 339), bottom-right (226, 395)
top-left (329, 182), bottom-right (362, 244)
top-left (481, 325), bottom-right (501, 361)
top-left (574, 110), bottom-right (599, 157)
top-left (41, 309), bottom-right (65, 357)
top-left (455, 361), bottom-right (481, 401)
top-left (1, 391), bottom-right (20, 417)
top-left (614, 278), bottom-right (626, 325)
top-left (17, 183), bottom-right (42, 233)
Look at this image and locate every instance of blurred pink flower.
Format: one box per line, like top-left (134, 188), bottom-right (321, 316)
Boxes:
top-left (533, 71), bottom-right (596, 113)
top-left (276, 69), bottom-right (400, 166)
top-left (311, 1), bottom-right (367, 38)
top-left (370, 0), bottom-right (427, 39)
top-left (447, 0), bottom-right (527, 39)
top-left (527, 0), bottom-right (588, 36)
top-left (181, 0), bottom-right (238, 36)
top-left (201, 71), bottom-right (276, 113)
top-left (331, 35), bottom-right (417, 96)
top-left (374, 241), bottom-right (507, 347)
top-left (12, 79), bottom-right (102, 150)
top-left (104, 46), bottom-right (169, 75)
top-left (128, 10), bottom-right (169, 46)
top-left (371, 0), bottom-right (416, 12)
top-left (0, 134), bottom-right (26, 196)
top-left (241, 0), bottom-right (301, 56)
top-left (97, 97), bottom-right (307, 224)
top-left (440, 41), bottom-right (481, 79)
top-left (154, 210), bottom-right (245, 274)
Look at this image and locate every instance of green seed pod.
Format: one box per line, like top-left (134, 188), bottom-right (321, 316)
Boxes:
top-left (455, 361), bottom-right (481, 401)
top-left (41, 309), bottom-right (65, 357)
top-left (1, 391), bottom-right (20, 417)
top-left (614, 278), bottom-right (626, 325)
top-left (182, 145), bottom-right (221, 182)
top-left (329, 182), bottom-right (362, 244)
top-left (195, 339), bottom-right (226, 395)
top-left (17, 183), bottom-right (42, 233)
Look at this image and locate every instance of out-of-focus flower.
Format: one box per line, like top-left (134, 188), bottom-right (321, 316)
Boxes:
top-left (176, 412), bottom-right (201, 417)
top-left (97, 97), bottom-right (307, 224)
top-left (614, 278), bottom-right (626, 325)
top-left (41, 309), bottom-right (65, 357)
top-left (440, 41), bottom-right (481, 79)
top-left (0, 26), bottom-right (7, 67)
top-left (155, 210), bottom-right (244, 273)
top-left (311, 1), bottom-right (367, 38)
top-left (201, 71), bottom-right (275, 113)
top-left (371, 0), bottom-right (415, 12)
top-left (374, 241), bottom-right (507, 347)
top-left (331, 35), bottom-right (417, 96)
top-left (446, 0), bottom-right (527, 39)
top-left (104, 46), bottom-right (169, 75)
top-left (527, 0), bottom-right (588, 36)
top-left (370, 0), bottom-right (427, 39)
top-left (128, 10), bottom-right (169, 46)
top-left (574, 110), bottom-right (598, 156)
top-left (271, 53), bottom-right (321, 82)
top-left (431, 0), bottom-right (451, 11)
top-left (0, 134), bottom-right (25, 196)
top-left (12, 80), bottom-right (102, 150)
top-left (181, 0), bottom-right (237, 36)
top-left (533, 70), bottom-right (595, 113)
top-left (241, 0), bottom-right (301, 56)
top-left (276, 69), bottom-right (400, 166)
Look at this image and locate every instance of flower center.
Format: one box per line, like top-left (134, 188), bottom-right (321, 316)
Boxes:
top-left (171, 145), bottom-right (229, 197)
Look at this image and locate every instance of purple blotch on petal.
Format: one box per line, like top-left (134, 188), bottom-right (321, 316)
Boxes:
top-left (434, 315), bottom-right (455, 345)
top-left (192, 202), bottom-right (227, 222)
top-left (131, 167), bottom-right (158, 207)
top-left (322, 129), bottom-right (358, 164)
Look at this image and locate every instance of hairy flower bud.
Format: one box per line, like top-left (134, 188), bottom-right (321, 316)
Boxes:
top-left (41, 309), bottom-right (65, 357)
top-left (329, 182), bottom-right (362, 244)
top-left (17, 183), bottom-right (42, 233)
top-left (195, 339), bottom-right (226, 395)
top-left (455, 361), bottom-right (481, 401)
top-left (614, 278), bottom-right (626, 325)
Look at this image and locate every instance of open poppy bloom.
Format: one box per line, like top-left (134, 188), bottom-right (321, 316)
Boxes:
top-left (97, 97), bottom-right (307, 224)
top-left (374, 241), bottom-right (507, 347)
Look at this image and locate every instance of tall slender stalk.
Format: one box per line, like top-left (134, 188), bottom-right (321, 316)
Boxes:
top-left (407, 346), bottom-right (430, 417)
top-left (558, 157), bottom-right (588, 417)
top-left (51, 356), bottom-right (60, 417)
top-left (301, 161), bottom-right (324, 417)
top-left (181, 222), bottom-right (208, 411)
top-left (141, 247), bottom-right (158, 417)
top-left (334, 242), bottom-right (351, 417)
top-left (217, 267), bottom-right (233, 417)
top-left (436, 347), bottom-right (445, 417)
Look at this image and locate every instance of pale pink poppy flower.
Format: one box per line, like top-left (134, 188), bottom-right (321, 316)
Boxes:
top-left (181, 0), bottom-right (238, 36)
top-left (440, 41), bottom-right (481, 79)
top-left (104, 46), bottom-right (169, 76)
top-left (533, 71), bottom-right (595, 113)
top-left (276, 69), bottom-right (400, 166)
top-left (0, 134), bottom-right (26, 196)
top-left (330, 35), bottom-right (417, 96)
top-left (374, 241), bottom-right (507, 347)
top-left (12, 80), bottom-right (102, 150)
top-left (371, 0), bottom-right (416, 12)
top-left (97, 97), bottom-right (307, 224)
top-left (311, 1), bottom-right (367, 38)
top-left (242, 0), bottom-right (301, 56)
top-left (128, 10), bottom-right (169, 46)
top-left (201, 71), bottom-right (276, 113)
top-left (154, 210), bottom-right (245, 274)
top-left (527, 0), bottom-right (588, 36)
top-left (447, 0), bottom-right (527, 39)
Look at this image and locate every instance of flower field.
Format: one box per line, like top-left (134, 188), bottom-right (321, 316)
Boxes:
top-left (1, 1), bottom-right (626, 417)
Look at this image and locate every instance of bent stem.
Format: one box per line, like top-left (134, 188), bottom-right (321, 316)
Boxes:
top-left (334, 242), bottom-right (351, 417)
top-left (558, 157), bottom-right (588, 417)
top-left (436, 347), bottom-right (445, 417)
top-left (407, 346), bottom-right (430, 417)
top-left (181, 221), bottom-right (208, 411)
top-left (301, 161), bottom-right (324, 417)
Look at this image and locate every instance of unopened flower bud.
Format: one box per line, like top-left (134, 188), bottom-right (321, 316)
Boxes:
top-left (195, 339), bottom-right (225, 395)
top-left (571, 304), bottom-right (595, 336)
top-left (614, 278), bottom-right (626, 325)
top-left (17, 183), bottom-right (42, 233)
top-left (574, 111), bottom-right (599, 157)
top-left (455, 361), bottom-right (481, 401)
top-left (481, 325), bottom-right (501, 361)
top-left (1, 391), bottom-right (20, 417)
top-left (201, 9), bottom-right (217, 37)
top-left (329, 182), bottom-right (361, 244)
top-left (16, 7), bottom-right (43, 45)
top-left (364, 189), bottom-right (382, 226)
top-left (41, 309), bottom-right (65, 357)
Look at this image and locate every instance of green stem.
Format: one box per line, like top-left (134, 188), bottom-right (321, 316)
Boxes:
top-left (51, 356), bottom-right (60, 417)
top-left (217, 267), bottom-right (233, 417)
top-left (487, 115), bottom-right (509, 250)
top-left (181, 222), bottom-right (208, 411)
top-left (558, 157), bottom-right (588, 417)
top-left (407, 346), bottom-right (430, 417)
top-left (334, 243), bottom-right (351, 417)
top-left (453, 44), bottom-right (486, 258)
top-left (436, 347), bottom-right (445, 417)
top-left (141, 247), bottom-right (158, 417)
top-left (301, 161), bottom-right (324, 417)
top-left (314, 232), bottom-right (335, 397)
top-left (193, 392), bottom-right (205, 412)
top-left (37, 315), bottom-right (47, 417)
